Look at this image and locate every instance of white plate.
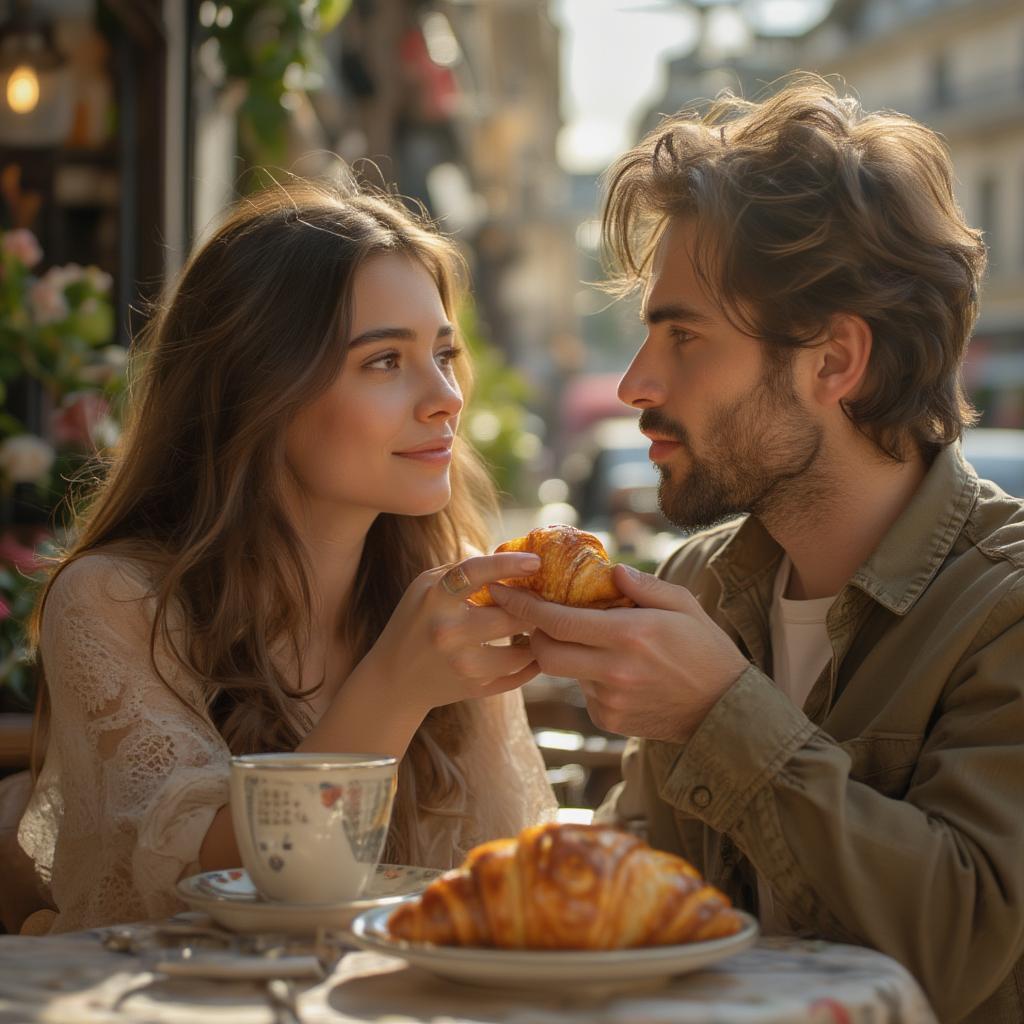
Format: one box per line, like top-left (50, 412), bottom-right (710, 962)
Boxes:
top-left (176, 864), bottom-right (443, 935)
top-left (350, 904), bottom-right (759, 990)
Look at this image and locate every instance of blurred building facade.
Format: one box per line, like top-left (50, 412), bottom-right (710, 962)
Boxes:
top-left (639, 4), bottom-right (801, 136)
top-left (0, 0), bottom-right (192, 330)
top-left (438, 0), bottom-right (577, 396)
top-left (0, 0), bottom-right (193, 453)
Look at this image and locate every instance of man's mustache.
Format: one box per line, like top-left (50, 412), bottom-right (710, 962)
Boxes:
top-left (638, 409), bottom-right (689, 446)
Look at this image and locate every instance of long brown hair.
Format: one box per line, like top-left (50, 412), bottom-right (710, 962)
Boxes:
top-left (29, 178), bottom-right (498, 863)
top-left (602, 73), bottom-right (987, 461)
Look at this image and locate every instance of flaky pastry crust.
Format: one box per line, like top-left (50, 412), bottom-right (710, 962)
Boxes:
top-left (387, 822), bottom-right (744, 949)
top-left (468, 525), bottom-right (634, 609)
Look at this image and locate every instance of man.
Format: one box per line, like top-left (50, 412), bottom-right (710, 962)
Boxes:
top-left (491, 77), bottom-right (1024, 1023)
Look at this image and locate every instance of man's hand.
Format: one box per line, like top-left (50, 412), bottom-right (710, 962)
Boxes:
top-left (490, 563), bottom-right (749, 742)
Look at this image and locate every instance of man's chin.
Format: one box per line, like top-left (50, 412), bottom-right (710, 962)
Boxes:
top-left (658, 481), bottom-right (746, 533)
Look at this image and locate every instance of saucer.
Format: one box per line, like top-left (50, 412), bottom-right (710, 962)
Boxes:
top-left (176, 863), bottom-right (443, 935)
top-left (350, 905), bottom-right (759, 990)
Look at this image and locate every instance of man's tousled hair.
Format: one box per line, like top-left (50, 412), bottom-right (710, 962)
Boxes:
top-left (602, 73), bottom-right (987, 460)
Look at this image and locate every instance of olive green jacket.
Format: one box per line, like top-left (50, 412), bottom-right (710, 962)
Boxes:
top-left (597, 444), bottom-right (1024, 1023)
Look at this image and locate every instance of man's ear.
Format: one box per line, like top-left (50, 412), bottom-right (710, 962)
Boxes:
top-left (808, 313), bottom-right (872, 409)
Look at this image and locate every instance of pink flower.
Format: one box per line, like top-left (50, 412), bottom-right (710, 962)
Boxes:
top-left (2, 229), bottom-right (42, 269)
top-left (0, 533), bottom-right (41, 575)
top-left (51, 391), bottom-right (111, 447)
top-left (28, 277), bottom-right (69, 326)
top-left (0, 434), bottom-right (55, 484)
top-left (85, 265), bottom-right (113, 293)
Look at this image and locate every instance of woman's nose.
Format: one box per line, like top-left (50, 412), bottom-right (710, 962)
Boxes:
top-left (418, 369), bottom-right (463, 421)
top-left (618, 341), bottom-right (666, 409)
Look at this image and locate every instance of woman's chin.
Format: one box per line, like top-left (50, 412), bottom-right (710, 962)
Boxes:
top-left (385, 489), bottom-right (452, 518)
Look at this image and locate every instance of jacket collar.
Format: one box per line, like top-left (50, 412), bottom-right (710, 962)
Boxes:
top-left (849, 443), bottom-right (978, 615)
top-left (708, 443), bottom-right (979, 617)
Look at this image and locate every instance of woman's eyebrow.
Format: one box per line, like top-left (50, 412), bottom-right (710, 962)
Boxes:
top-left (349, 323), bottom-right (455, 347)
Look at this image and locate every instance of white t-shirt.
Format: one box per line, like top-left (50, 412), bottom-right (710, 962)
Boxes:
top-left (756, 555), bottom-right (836, 933)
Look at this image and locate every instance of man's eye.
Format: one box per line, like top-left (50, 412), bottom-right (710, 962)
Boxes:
top-left (669, 328), bottom-right (695, 345)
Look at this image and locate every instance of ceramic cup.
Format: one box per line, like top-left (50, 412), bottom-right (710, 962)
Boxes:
top-left (230, 752), bottom-right (398, 904)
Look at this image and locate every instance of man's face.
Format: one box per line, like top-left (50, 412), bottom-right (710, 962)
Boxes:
top-left (618, 218), bottom-right (824, 531)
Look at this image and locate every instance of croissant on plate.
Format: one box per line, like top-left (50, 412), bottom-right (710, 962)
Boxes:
top-left (387, 823), bottom-right (744, 950)
top-left (468, 525), bottom-right (634, 609)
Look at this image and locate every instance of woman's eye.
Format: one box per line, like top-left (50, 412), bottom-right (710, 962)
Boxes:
top-left (436, 345), bottom-right (464, 369)
top-left (365, 352), bottom-right (400, 372)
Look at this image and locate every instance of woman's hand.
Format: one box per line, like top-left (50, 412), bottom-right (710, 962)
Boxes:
top-left (363, 551), bottom-right (542, 716)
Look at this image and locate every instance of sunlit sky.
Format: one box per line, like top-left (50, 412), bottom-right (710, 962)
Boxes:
top-left (552, 0), bottom-right (834, 173)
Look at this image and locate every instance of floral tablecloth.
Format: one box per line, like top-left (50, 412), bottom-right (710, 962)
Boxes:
top-left (0, 922), bottom-right (938, 1023)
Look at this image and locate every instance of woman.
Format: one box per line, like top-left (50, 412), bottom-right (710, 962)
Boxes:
top-left (17, 179), bottom-right (556, 933)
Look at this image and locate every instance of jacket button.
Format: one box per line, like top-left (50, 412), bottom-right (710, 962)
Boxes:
top-left (691, 785), bottom-right (712, 809)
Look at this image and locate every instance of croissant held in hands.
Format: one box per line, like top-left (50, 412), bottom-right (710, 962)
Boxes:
top-left (468, 525), bottom-right (634, 609)
top-left (387, 823), bottom-right (744, 950)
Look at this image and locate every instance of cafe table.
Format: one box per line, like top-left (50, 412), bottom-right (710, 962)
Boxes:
top-left (0, 913), bottom-right (939, 1024)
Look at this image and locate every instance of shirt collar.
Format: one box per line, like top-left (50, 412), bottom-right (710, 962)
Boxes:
top-left (708, 443), bottom-right (979, 617)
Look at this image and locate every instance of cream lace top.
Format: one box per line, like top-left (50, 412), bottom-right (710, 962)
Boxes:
top-left (19, 552), bottom-right (557, 933)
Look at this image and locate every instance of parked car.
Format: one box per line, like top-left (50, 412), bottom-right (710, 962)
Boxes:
top-left (563, 416), bottom-right (664, 533)
top-left (962, 428), bottom-right (1024, 498)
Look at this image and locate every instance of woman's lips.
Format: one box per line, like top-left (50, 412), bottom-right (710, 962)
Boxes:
top-left (648, 440), bottom-right (682, 462)
top-left (394, 447), bottom-right (452, 464)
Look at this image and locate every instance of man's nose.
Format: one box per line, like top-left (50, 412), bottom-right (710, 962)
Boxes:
top-left (618, 341), bottom-right (666, 409)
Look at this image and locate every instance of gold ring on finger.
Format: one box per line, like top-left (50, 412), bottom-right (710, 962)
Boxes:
top-left (440, 564), bottom-right (473, 597)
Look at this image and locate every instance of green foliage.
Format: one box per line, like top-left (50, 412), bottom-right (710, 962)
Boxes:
top-left (458, 301), bottom-right (535, 503)
top-left (0, 229), bottom-right (123, 698)
top-left (204, 0), bottom-right (351, 171)
top-left (0, 243), bottom-right (119, 413)
top-left (0, 539), bottom-right (51, 711)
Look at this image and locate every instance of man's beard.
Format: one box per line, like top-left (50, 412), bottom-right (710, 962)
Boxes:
top-left (640, 366), bottom-right (825, 533)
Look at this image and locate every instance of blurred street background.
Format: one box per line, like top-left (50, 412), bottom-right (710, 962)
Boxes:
top-left (2, 0), bottom-right (1023, 804)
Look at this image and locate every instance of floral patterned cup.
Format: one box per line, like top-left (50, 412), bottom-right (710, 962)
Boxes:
top-left (229, 752), bottom-right (398, 904)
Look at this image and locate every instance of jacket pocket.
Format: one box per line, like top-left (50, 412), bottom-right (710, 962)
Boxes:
top-left (840, 733), bottom-right (924, 798)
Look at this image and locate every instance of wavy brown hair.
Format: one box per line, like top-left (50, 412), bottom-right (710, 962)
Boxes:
top-left (29, 178), bottom-right (498, 863)
top-left (602, 74), bottom-right (987, 461)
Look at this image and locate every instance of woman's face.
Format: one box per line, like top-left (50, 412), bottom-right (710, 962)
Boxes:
top-left (285, 252), bottom-right (464, 522)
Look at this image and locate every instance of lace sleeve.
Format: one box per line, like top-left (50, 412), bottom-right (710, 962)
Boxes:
top-left (455, 688), bottom-right (558, 857)
top-left (18, 554), bottom-right (230, 933)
